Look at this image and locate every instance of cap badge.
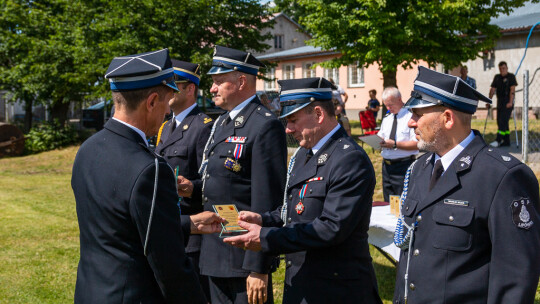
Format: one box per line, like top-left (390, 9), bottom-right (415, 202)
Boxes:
top-left (512, 198), bottom-right (534, 229)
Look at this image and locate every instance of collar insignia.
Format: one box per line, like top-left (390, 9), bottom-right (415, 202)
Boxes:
top-left (204, 117), bottom-right (213, 124)
top-left (235, 116), bottom-right (244, 127)
top-left (183, 124), bottom-right (188, 130)
top-left (318, 153), bottom-right (328, 164)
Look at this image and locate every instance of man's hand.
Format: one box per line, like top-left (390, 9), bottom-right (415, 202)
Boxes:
top-left (190, 211), bottom-right (225, 234)
top-left (379, 139), bottom-right (395, 149)
top-left (177, 175), bottom-right (193, 198)
top-left (223, 221), bottom-right (262, 251)
top-left (506, 101), bottom-right (513, 109)
top-left (238, 211), bottom-right (263, 226)
top-left (246, 273), bottom-right (268, 304)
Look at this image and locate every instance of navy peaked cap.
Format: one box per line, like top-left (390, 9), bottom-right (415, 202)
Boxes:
top-left (208, 45), bottom-right (265, 75)
top-left (278, 77), bottom-right (336, 118)
top-left (105, 49), bottom-right (178, 92)
top-left (405, 66), bottom-right (491, 114)
top-left (172, 59), bottom-right (201, 86)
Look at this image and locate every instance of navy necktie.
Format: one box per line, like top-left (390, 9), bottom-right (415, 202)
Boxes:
top-left (429, 159), bottom-right (444, 191)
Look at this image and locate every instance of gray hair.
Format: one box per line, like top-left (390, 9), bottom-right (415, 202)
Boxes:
top-left (382, 87), bottom-right (401, 101)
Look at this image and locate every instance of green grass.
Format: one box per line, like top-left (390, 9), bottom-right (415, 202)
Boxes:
top-left (0, 119), bottom-right (538, 303)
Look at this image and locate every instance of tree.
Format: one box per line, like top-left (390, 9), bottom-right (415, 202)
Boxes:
top-left (0, 0), bottom-right (273, 128)
top-left (275, 0), bottom-right (535, 87)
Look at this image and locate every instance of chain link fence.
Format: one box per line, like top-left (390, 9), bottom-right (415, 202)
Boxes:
top-left (522, 69), bottom-right (540, 163)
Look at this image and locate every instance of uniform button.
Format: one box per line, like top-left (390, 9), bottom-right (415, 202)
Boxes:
top-left (228, 150), bottom-right (232, 154)
top-left (449, 216), bottom-right (454, 222)
top-left (174, 150), bottom-right (177, 154)
top-left (409, 283), bottom-right (415, 290)
top-left (287, 217), bottom-right (292, 223)
top-left (406, 206), bottom-right (409, 211)
top-left (333, 272), bottom-right (339, 276)
top-left (309, 189), bottom-right (312, 193)
top-left (286, 261), bottom-right (292, 267)
top-left (416, 215), bottom-right (422, 222)
top-left (258, 107), bottom-right (261, 110)
top-left (413, 249), bottom-right (420, 256)
top-left (204, 197), bottom-right (208, 202)
top-left (211, 151), bottom-right (214, 156)
top-left (288, 195), bottom-right (292, 200)
top-left (206, 174), bottom-right (210, 179)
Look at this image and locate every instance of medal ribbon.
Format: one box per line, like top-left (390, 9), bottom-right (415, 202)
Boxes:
top-left (298, 184), bottom-right (308, 202)
top-left (234, 144), bottom-right (243, 160)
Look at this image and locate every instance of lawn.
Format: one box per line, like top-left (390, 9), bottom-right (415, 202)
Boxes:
top-left (0, 119), bottom-right (538, 303)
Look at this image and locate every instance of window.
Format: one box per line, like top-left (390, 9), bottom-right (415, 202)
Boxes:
top-left (348, 62), bottom-right (364, 87)
top-left (264, 67), bottom-right (276, 90)
top-left (282, 64), bottom-right (295, 80)
top-left (302, 62), bottom-right (316, 78)
top-left (324, 67), bottom-right (340, 84)
top-left (274, 35), bottom-right (283, 49)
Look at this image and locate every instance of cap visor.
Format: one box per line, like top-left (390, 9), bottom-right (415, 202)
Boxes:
top-left (207, 66), bottom-right (234, 75)
top-left (279, 102), bottom-right (312, 119)
top-left (164, 80), bottom-right (179, 92)
top-left (404, 96), bottom-right (438, 110)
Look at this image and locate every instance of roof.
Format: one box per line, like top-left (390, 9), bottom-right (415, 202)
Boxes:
top-left (491, 2), bottom-right (540, 32)
top-left (257, 45), bottom-right (339, 61)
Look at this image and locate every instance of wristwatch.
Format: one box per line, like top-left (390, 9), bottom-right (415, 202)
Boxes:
top-left (393, 141), bottom-right (397, 150)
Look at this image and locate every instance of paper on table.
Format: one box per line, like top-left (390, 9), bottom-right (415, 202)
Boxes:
top-left (358, 134), bottom-right (382, 150)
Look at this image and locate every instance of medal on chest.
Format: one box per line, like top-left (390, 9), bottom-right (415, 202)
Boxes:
top-left (224, 144), bottom-right (243, 172)
top-left (295, 184), bottom-right (308, 214)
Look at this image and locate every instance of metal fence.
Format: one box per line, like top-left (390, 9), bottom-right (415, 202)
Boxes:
top-left (522, 69), bottom-right (540, 163)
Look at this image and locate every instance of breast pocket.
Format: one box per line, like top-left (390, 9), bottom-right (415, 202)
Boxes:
top-left (432, 204), bottom-right (474, 251)
top-left (300, 181), bottom-right (326, 219)
top-left (165, 145), bottom-right (188, 159)
top-left (401, 198), bottom-right (418, 226)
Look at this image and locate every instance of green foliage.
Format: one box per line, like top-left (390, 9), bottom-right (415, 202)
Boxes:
top-left (275, 0), bottom-right (537, 83)
top-left (24, 121), bottom-right (79, 154)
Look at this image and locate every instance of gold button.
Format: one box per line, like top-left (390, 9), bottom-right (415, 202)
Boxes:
top-left (414, 249), bottom-right (420, 256)
top-left (449, 216), bottom-right (454, 222)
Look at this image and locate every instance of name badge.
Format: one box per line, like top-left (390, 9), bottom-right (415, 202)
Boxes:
top-left (225, 136), bottom-right (247, 143)
top-left (444, 199), bottom-right (469, 207)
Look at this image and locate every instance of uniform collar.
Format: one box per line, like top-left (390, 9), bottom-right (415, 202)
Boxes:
top-left (434, 130), bottom-right (475, 172)
top-left (312, 124), bottom-right (341, 155)
top-left (173, 103), bottom-right (197, 127)
top-left (112, 117), bottom-right (147, 146)
top-left (229, 94), bottom-right (256, 120)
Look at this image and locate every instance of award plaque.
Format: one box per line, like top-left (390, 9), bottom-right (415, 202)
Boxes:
top-left (389, 195), bottom-right (400, 216)
top-left (212, 204), bottom-right (248, 238)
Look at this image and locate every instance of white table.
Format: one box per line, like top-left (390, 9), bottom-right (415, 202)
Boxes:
top-left (368, 205), bottom-right (401, 264)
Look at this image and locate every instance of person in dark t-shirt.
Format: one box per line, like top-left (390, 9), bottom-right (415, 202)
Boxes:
top-left (489, 61), bottom-right (517, 147)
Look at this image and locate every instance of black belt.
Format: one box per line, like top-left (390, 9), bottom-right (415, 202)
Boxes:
top-left (383, 155), bottom-right (416, 165)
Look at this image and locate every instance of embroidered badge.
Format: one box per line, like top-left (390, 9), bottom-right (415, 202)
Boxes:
top-left (204, 117), bottom-right (213, 124)
top-left (459, 156), bottom-right (471, 165)
top-left (343, 144), bottom-right (350, 149)
top-left (318, 153), bottom-right (328, 164)
top-left (225, 136), bottom-right (247, 143)
top-left (295, 202), bottom-right (305, 214)
top-left (512, 198), bottom-right (534, 230)
top-left (502, 155), bottom-right (511, 162)
top-left (307, 177), bottom-right (324, 182)
top-left (235, 116), bottom-right (244, 127)
top-left (183, 124), bottom-right (188, 130)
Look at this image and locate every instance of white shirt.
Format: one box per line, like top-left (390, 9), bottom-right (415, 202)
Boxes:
top-left (332, 85), bottom-right (346, 105)
top-left (229, 95), bottom-right (256, 120)
top-left (312, 124), bottom-right (341, 155)
top-left (378, 107), bottom-right (418, 159)
top-left (173, 103), bottom-right (197, 127)
top-left (112, 117), bottom-right (148, 146)
top-left (434, 130), bottom-right (475, 174)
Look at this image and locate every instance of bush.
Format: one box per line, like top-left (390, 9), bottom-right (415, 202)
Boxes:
top-left (25, 121), bottom-right (80, 154)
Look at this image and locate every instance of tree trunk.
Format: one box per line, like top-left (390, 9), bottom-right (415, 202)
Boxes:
top-left (50, 101), bottom-right (70, 126)
top-left (381, 69), bottom-right (398, 116)
top-left (23, 99), bottom-right (33, 133)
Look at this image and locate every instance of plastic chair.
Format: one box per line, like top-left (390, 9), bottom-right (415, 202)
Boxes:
top-left (358, 110), bottom-right (378, 136)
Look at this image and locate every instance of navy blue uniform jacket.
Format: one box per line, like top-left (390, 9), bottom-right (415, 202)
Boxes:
top-left (260, 127), bottom-right (382, 304)
top-left (72, 119), bottom-right (206, 304)
top-left (156, 106), bottom-right (213, 253)
top-left (200, 97), bottom-right (288, 277)
top-left (394, 132), bottom-right (540, 304)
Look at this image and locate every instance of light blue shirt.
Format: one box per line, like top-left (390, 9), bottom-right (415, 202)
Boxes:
top-left (312, 124), bottom-right (341, 155)
top-left (434, 130), bottom-right (475, 174)
top-left (112, 117), bottom-right (147, 146)
top-left (229, 95), bottom-right (256, 120)
top-left (173, 103), bottom-right (197, 127)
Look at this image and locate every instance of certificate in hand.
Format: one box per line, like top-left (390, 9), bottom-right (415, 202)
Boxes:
top-left (212, 204), bottom-right (248, 237)
top-left (358, 135), bottom-right (382, 150)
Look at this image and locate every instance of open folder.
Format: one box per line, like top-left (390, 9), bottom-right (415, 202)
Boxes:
top-left (358, 135), bottom-right (382, 150)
